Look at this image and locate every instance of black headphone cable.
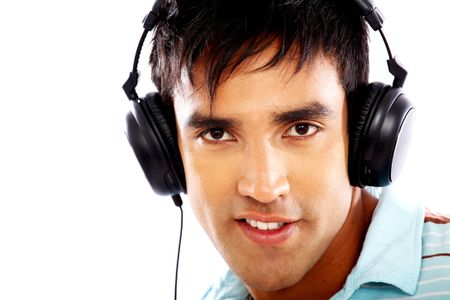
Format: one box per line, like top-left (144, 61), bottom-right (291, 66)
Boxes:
top-left (172, 194), bottom-right (184, 300)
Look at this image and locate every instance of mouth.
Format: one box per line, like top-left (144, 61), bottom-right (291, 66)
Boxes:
top-left (237, 216), bottom-right (297, 246)
top-left (241, 218), bottom-right (285, 231)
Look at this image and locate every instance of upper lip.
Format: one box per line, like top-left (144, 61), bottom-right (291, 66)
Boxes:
top-left (236, 213), bottom-right (299, 224)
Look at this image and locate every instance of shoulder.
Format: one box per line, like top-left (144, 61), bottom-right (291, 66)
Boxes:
top-left (422, 208), bottom-right (450, 259)
top-left (418, 209), bottom-right (450, 296)
top-left (344, 205), bottom-right (450, 299)
top-left (424, 208), bottom-right (450, 224)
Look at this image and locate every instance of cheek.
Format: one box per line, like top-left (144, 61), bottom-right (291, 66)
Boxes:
top-left (311, 128), bottom-right (349, 185)
top-left (180, 147), bottom-right (238, 235)
top-left (291, 131), bottom-right (348, 182)
top-left (184, 151), bottom-right (237, 198)
top-left (289, 132), bottom-right (351, 222)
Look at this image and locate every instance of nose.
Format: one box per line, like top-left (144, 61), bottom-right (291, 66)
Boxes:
top-left (237, 144), bottom-right (290, 203)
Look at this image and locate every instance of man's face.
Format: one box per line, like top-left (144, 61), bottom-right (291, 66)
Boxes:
top-left (173, 50), bottom-right (353, 291)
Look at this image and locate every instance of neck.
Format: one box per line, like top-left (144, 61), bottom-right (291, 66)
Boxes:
top-left (249, 187), bottom-right (378, 300)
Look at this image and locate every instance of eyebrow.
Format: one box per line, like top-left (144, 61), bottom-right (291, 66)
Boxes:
top-left (185, 101), bottom-right (334, 129)
top-left (186, 112), bottom-right (241, 129)
top-left (272, 102), bottom-right (334, 124)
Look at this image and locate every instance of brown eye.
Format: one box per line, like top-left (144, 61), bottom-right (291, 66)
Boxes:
top-left (284, 123), bottom-right (319, 137)
top-left (210, 128), bottom-right (225, 139)
top-left (202, 128), bottom-right (235, 142)
top-left (295, 124), bottom-right (309, 135)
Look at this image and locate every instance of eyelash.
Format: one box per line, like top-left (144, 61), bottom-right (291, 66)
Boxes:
top-left (199, 128), bottom-right (236, 144)
top-left (283, 122), bottom-right (321, 139)
top-left (198, 122), bottom-right (321, 144)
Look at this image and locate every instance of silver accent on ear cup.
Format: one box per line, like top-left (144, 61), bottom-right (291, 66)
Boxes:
top-left (390, 106), bottom-right (415, 182)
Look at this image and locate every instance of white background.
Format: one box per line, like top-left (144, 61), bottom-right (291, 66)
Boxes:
top-left (0, 1), bottom-right (449, 299)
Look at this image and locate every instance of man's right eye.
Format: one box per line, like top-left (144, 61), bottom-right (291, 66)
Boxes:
top-left (201, 128), bottom-right (235, 143)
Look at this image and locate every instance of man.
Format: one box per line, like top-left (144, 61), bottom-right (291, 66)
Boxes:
top-left (142, 0), bottom-right (450, 298)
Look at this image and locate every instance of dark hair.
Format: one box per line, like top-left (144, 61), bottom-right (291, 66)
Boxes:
top-left (149, 0), bottom-right (369, 107)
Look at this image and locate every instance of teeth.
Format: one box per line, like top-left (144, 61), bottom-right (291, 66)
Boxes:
top-left (245, 219), bottom-right (284, 230)
top-left (267, 222), bottom-right (281, 230)
top-left (257, 221), bottom-right (268, 230)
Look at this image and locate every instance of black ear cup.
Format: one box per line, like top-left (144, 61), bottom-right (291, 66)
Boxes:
top-left (349, 82), bottom-right (415, 187)
top-left (125, 92), bottom-right (186, 196)
top-left (349, 82), bottom-right (386, 186)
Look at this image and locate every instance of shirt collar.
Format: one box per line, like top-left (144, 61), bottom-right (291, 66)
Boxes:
top-left (332, 186), bottom-right (425, 299)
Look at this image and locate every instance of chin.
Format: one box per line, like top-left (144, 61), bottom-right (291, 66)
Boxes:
top-left (246, 276), bottom-right (298, 293)
top-left (240, 266), bottom-right (305, 292)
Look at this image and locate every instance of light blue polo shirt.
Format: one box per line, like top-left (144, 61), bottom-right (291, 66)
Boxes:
top-left (202, 187), bottom-right (450, 299)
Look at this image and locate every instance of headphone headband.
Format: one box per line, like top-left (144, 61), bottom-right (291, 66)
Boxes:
top-left (123, 0), bottom-right (162, 101)
top-left (352, 0), bottom-right (384, 31)
top-left (350, 0), bottom-right (408, 88)
top-left (123, 0), bottom-right (407, 101)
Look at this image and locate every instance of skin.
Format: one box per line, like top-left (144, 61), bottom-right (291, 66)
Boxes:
top-left (172, 48), bottom-right (378, 299)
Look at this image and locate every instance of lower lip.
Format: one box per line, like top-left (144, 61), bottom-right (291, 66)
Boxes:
top-left (237, 221), bottom-right (296, 247)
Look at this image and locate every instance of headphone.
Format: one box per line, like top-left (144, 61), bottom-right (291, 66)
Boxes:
top-left (122, 0), bottom-right (415, 201)
top-left (348, 0), bottom-right (415, 187)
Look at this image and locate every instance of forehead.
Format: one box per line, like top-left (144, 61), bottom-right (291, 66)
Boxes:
top-left (174, 47), bottom-right (344, 119)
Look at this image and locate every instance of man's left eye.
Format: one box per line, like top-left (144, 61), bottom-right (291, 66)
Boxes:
top-left (284, 123), bottom-right (320, 137)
